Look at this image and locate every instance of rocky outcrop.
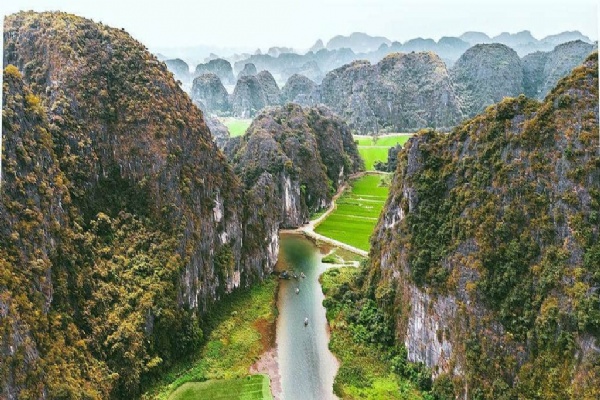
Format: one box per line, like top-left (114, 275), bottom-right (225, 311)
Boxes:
top-left (190, 73), bottom-right (231, 113)
top-left (451, 43), bottom-right (524, 116)
top-left (232, 104), bottom-right (363, 227)
top-left (231, 75), bottom-right (267, 118)
top-left (194, 58), bottom-right (235, 85)
top-left (204, 115), bottom-right (231, 148)
top-left (368, 53), bottom-right (600, 398)
top-left (523, 40), bottom-right (596, 99)
top-left (2, 11), bottom-right (277, 399)
top-left (237, 62), bottom-right (257, 79)
top-left (374, 143), bottom-right (403, 172)
top-left (165, 58), bottom-right (190, 79)
top-left (281, 74), bottom-right (318, 105)
top-left (256, 70), bottom-right (281, 105)
top-left (231, 71), bottom-right (283, 117)
top-left (320, 52), bottom-right (463, 134)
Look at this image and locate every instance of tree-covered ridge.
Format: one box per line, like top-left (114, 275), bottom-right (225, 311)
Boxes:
top-left (231, 103), bottom-right (363, 226)
top-left (2, 11), bottom-right (277, 399)
top-left (368, 52), bottom-right (599, 398)
top-left (1, 65), bottom-right (112, 398)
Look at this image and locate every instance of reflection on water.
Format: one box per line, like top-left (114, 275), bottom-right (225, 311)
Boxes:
top-left (276, 234), bottom-right (338, 400)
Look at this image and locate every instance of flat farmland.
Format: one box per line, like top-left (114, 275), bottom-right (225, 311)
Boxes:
top-left (355, 134), bottom-right (413, 170)
top-left (314, 174), bottom-right (389, 251)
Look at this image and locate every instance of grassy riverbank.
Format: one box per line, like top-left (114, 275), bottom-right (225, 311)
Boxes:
top-left (142, 278), bottom-right (277, 399)
top-left (321, 267), bottom-right (430, 400)
top-left (314, 174), bottom-right (389, 251)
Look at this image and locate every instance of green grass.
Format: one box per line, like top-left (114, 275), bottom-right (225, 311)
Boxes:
top-left (320, 268), bottom-right (425, 400)
top-left (168, 375), bottom-right (272, 400)
top-left (142, 278), bottom-right (277, 399)
top-left (221, 118), bottom-right (253, 137)
top-left (354, 134), bottom-right (413, 170)
top-left (315, 175), bottom-right (389, 251)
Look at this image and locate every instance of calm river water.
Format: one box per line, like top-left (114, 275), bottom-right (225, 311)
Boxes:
top-left (275, 233), bottom-right (338, 400)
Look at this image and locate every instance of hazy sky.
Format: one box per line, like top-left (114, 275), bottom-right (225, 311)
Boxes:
top-left (2, 0), bottom-right (598, 51)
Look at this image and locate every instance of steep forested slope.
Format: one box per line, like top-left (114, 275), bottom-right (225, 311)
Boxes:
top-left (2, 11), bottom-right (277, 399)
top-left (230, 104), bottom-right (363, 227)
top-left (368, 53), bottom-right (599, 398)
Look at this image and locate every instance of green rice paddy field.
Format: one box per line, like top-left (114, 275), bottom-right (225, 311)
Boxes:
top-left (314, 174), bottom-right (389, 251)
top-left (168, 375), bottom-right (272, 400)
top-left (355, 134), bottom-right (413, 170)
top-left (222, 118), bottom-right (252, 137)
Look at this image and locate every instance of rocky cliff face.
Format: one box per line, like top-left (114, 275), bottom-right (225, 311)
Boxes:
top-left (523, 40), bottom-right (596, 100)
top-left (368, 53), bottom-right (600, 398)
top-left (231, 75), bottom-right (267, 118)
top-left (190, 73), bottom-right (231, 113)
top-left (231, 104), bottom-right (363, 227)
top-left (231, 71), bottom-right (283, 118)
top-left (256, 70), bottom-right (281, 105)
top-left (204, 115), bottom-right (231, 149)
top-left (194, 58), bottom-right (235, 85)
top-left (451, 43), bottom-right (524, 116)
top-left (2, 11), bottom-right (276, 399)
top-left (281, 73), bottom-right (318, 105)
top-left (320, 52), bottom-right (463, 134)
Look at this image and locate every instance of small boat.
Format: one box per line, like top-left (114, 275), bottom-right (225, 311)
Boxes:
top-left (300, 272), bottom-right (306, 279)
top-left (304, 317), bottom-right (309, 326)
top-left (295, 288), bottom-right (300, 294)
top-left (279, 271), bottom-right (290, 280)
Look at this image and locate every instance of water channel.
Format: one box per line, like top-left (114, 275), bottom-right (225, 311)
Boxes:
top-left (275, 233), bottom-right (339, 400)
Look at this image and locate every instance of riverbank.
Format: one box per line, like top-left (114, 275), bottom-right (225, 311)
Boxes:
top-left (283, 172), bottom-right (389, 258)
top-left (320, 267), bottom-right (427, 399)
top-left (142, 278), bottom-right (278, 400)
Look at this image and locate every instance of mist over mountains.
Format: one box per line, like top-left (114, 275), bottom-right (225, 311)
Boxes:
top-left (159, 30), bottom-right (595, 79)
top-left (173, 31), bottom-right (596, 133)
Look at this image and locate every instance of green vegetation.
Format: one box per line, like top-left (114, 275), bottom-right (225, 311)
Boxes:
top-left (315, 174), bottom-right (389, 251)
top-left (168, 375), bottom-right (272, 400)
top-left (368, 53), bottom-right (600, 398)
top-left (222, 118), bottom-right (252, 137)
top-left (3, 12), bottom-right (283, 399)
top-left (355, 134), bottom-right (412, 170)
top-left (143, 277), bottom-right (277, 399)
top-left (321, 267), bottom-right (430, 399)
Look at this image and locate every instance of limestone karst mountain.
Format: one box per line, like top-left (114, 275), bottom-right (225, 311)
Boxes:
top-left (523, 40), bottom-right (596, 99)
top-left (190, 72), bottom-right (231, 113)
top-left (326, 32), bottom-right (392, 53)
top-left (451, 43), bottom-right (524, 116)
top-left (194, 58), bottom-right (236, 85)
top-left (256, 70), bottom-right (282, 106)
top-left (281, 73), bottom-right (318, 105)
top-left (229, 104), bottom-right (363, 227)
top-left (319, 52), bottom-right (464, 133)
top-left (367, 52), bottom-right (599, 398)
top-left (2, 11), bottom-right (278, 398)
top-left (231, 71), bottom-right (283, 118)
top-left (237, 62), bottom-right (258, 79)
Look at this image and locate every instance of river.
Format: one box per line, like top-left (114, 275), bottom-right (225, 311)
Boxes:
top-left (275, 233), bottom-right (339, 400)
